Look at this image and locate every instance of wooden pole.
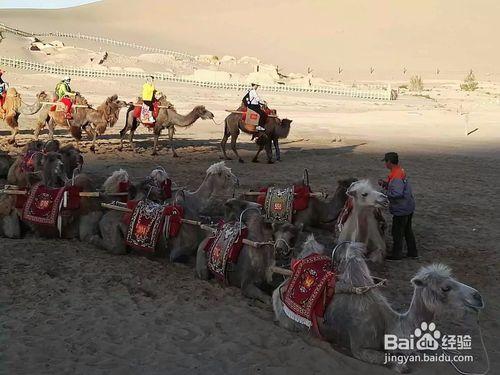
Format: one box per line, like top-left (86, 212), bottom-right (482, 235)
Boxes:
top-left (1, 190), bottom-right (128, 198)
top-left (225, 110), bottom-right (278, 118)
top-left (243, 191), bottom-right (326, 198)
top-left (269, 266), bottom-right (292, 276)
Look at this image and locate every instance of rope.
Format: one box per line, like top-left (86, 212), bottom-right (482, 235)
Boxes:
top-left (442, 314), bottom-right (490, 375)
top-left (211, 118), bottom-right (224, 126)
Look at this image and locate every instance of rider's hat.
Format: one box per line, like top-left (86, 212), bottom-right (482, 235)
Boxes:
top-left (251, 82), bottom-right (260, 87)
top-left (63, 75), bottom-right (71, 81)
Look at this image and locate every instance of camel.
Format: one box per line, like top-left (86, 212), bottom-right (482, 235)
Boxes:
top-left (36, 93), bottom-right (128, 152)
top-left (0, 151), bottom-right (14, 179)
top-left (0, 192), bottom-right (21, 238)
top-left (196, 198), bottom-right (303, 304)
top-left (119, 95), bottom-right (214, 156)
top-left (7, 140), bottom-right (82, 188)
top-left (92, 162), bottom-right (239, 259)
top-left (272, 237), bottom-right (485, 372)
top-left (0, 88), bottom-right (47, 145)
top-left (337, 180), bottom-right (388, 262)
top-left (221, 104), bottom-right (292, 163)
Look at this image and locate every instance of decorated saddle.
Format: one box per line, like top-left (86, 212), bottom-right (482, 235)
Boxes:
top-left (203, 221), bottom-right (248, 282)
top-left (281, 254), bottom-right (336, 331)
top-left (124, 200), bottom-right (183, 253)
top-left (133, 101), bottom-right (160, 128)
top-left (257, 185), bottom-right (312, 223)
top-left (21, 182), bottom-right (82, 233)
top-left (240, 106), bottom-right (275, 132)
top-left (50, 97), bottom-right (73, 119)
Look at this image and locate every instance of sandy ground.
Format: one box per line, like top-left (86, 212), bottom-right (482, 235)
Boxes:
top-left (0, 70), bottom-right (498, 374)
top-left (1, 6), bottom-right (499, 373)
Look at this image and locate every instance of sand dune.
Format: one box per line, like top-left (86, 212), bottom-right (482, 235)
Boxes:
top-left (1, 0), bottom-right (500, 80)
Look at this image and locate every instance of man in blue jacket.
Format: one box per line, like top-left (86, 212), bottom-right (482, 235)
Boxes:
top-left (379, 152), bottom-right (417, 260)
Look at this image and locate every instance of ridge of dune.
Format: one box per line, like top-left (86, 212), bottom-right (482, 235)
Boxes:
top-left (1, 0), bottom-right (499, 81)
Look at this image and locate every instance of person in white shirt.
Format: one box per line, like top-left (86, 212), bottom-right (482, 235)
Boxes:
top-left (243, 83), bottom-right (267, 131)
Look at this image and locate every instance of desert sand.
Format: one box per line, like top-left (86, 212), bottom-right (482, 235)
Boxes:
top-left (1, 2), bottom-right (499, 375)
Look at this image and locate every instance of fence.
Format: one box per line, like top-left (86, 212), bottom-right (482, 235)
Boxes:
top-left (0, 23), bottom-right (393, 100)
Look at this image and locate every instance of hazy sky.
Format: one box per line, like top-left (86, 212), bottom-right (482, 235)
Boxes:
top-left (0, 0), bottom-right (100, 9)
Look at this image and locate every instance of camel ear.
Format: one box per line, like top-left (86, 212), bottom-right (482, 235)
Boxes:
top-left (411, 277), bottom-right (425, 287)
top-left (296, 222), bottom-right (304, 233)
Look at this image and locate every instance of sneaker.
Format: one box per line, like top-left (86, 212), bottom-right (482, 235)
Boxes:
top-left (386, 255), bottom-right (403, 261)
top-left (406, 254), bottom-right (419, 259)
top-left (256, 126), bottom-right (265, 131)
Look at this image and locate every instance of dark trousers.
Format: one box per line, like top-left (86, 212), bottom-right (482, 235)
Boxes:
top-left (391, 213), bottom-right (417, 257)
top-left (247, 104), bottom-right (267, 127)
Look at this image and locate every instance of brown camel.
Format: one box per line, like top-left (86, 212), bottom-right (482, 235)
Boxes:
top-left (39, 93), bottom-right (128, 152)
top-left (119, 95), bottom-right (214, 156)
top-left (7, 140), bottom-right (81, 188)
top-left (273, 238), bottom-right (485, 372)
top-left (221, 103), bottom-right (292, 163)
top-left (0, 88), bottom-right (46, 145)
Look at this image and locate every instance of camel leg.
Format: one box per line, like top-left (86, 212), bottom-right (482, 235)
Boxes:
top-left (230, 133), bottom-right (244, 163)
top-left (7, 116), bottom-right (19, 145)
top-left (152, 127), bottom-right (161, 156)
top-left (273, 137), bottom-right (281, 161)
top-left (264, 138), bottom-right (274, 164)
top-left (168, 126), bottom-right (179, 158)
top-left (47, 118), bottom-right (55, 141)
top-left (118, 117), bottom-right (133, 151)
top-left (252, 142), bottom-right (264, 163)
top-left (220, 126), bottom-right (232, 160)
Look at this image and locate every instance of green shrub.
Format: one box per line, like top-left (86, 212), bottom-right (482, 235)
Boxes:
top-left (409, 75), bottom-right (424, 92)
top-left (460, 70), bottom-right (478, 91)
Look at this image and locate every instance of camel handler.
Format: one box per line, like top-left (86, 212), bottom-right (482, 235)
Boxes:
top-left (378, 152), bottom-right (417, 260)
top-left (142, 76), bottom-right (156, 123)
top-left (243, 82), bottom-right (267, 131)
top-left (55, 76), bottom-right (76, 119)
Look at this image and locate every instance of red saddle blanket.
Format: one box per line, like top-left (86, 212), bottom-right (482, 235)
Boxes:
top-left (21, 183), bottom-right (81, 227)
top-left (50, 98), bottom-right (73, 118)
top-left (257, 185), bottom-right (311, 222)
top-left (241, 107), bottom-right (274, 122)
top-left (124, 200), bottom-right (183, 253)
top-left (204, 221), bottom-right (248, 282)
top-left (282, 254), bottom-right (336, 329)
top-left (133, 101), bottom-right (160, 120)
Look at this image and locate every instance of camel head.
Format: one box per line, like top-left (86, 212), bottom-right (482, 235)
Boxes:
top-left (40, 152), bottom-right (67, 187)
top-left (205, 161), bottom-right (239, 194)
top-left (272, 222), bottom-right (303, 259)
top-left (102, 169), bottom-right (129, 194)
top-left (411, 264), bottom-right (484, 316)
top-left (296, 233), bottom-right (328, 259)
top-left (194, 105), bottom-right (214, 120)
top-left (36, 91), bottom-right (51, 102)
top-left (347, 179), bottom-right (388, 209)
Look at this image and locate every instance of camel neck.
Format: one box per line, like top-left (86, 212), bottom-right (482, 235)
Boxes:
top-left (169, 108), bottom-right (198, 127)
top-left (400, 288), bottom-right (435, 336)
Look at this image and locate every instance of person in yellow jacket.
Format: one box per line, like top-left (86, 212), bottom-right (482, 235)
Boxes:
top-left (142, 76), bottom-right (156, 122)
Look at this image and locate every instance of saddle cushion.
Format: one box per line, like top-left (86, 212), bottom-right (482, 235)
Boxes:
top-left (256, 185), bottom-right (311, 222)
top-left (204, 221), bottom-right (248, 282)
top-left (281, 254), bottom-right (336, 328)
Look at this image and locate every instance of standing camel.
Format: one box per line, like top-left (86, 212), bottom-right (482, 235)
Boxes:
top-left (37, 93), bottom-right (127, 152)
top-left (222, 104), bottom-right (292, 163)
top-left (119, 95), bottom-right (214, 156)
top-left (337, 180), bottom-right (388, 262)
top-left (273, 237), bottom-right (484, 372)
top-left (0, 88), bottom-right (46, 145)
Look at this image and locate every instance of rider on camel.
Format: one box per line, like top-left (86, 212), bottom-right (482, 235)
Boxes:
top-left (55, 76), bottom-right (76, 119)
top-left (243, 83), bottom-right (267, 131)
top-left (142, 76), bottom-right (156, 123)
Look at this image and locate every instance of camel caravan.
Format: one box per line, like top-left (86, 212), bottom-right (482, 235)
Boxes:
top-left (1, 74), bottom-right (293, 162)
top-left (0, 138), bottom-right (486, 373)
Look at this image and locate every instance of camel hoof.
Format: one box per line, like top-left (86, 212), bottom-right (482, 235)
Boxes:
top-left (152, 152), bottom-right (158, 156)
top-left (173, 154), bottom-right (179, 158)
top-left (251, 159), bottom-right (259, 163)
top-left (239, 159), bottom-right (245, 163)
top-left (267, 160), bottom-right (274, 164)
